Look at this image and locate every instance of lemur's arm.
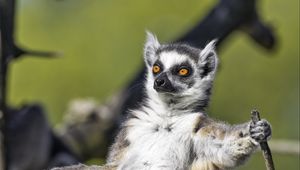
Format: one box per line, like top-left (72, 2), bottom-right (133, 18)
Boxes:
top-left (192, 115), bottom-right (271, 169)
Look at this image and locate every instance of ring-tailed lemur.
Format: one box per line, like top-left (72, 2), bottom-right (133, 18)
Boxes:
top-left (106, 32), bottom-right (272, 170)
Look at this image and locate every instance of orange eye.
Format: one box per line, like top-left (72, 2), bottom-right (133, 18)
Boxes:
top-left (152, 65), bottom-right (161, 74)
top-left (178, 68), bottom-right (189, 76)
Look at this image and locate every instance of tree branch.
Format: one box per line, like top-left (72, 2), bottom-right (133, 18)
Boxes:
top-left (251, 109), bottom-right (275, 170)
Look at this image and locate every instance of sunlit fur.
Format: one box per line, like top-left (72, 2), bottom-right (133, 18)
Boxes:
top-left (106, 32), bottom-right (271, 170)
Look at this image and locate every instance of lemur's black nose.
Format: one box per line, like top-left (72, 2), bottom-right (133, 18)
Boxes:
top-left (155, 79), bottom-right (165, 87)
top-left (154, 73), bottom-right (176, 93)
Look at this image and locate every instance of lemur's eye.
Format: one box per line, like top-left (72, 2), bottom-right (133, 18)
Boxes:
top-left (152, 65), bottom-right (161, 74)
top-left (178, 68), bottom-right (189, 76)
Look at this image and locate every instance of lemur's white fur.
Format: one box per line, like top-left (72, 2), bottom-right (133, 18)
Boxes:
top-left (160, 52), bottom-right (191, 69)
top-left (106, 32), bottom-right (271, 170)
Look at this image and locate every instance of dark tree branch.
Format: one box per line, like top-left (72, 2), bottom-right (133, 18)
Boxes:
top-left (0, 0), bottom-right (64, 169)
top-left (251, 110), bottom-right (275, 170)
top-left (0, 0), bottom-right (57, 112)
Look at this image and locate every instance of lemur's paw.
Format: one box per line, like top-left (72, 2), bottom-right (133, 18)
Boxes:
top-left (234, 138), bottom-right (254, 154)
top-left (226, 137), bottom-right (256, 157)
top-left (250, 119), bottom-right (272, 143)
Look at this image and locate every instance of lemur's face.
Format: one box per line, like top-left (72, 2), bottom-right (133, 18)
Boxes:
top-left (151, 51), bottom-right (198, 94)
top-left (144, 32), bottom-right (218, 97)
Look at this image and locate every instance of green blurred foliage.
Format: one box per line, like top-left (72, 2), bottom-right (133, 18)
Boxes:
top-left (7, 0), bottom-right (299, 169)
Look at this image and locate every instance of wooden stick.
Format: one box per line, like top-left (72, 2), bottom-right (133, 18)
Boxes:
top-left (251, 109), bottom-right (275, 170)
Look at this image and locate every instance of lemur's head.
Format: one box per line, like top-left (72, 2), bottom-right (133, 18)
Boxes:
top-left (143, 32), bottom-right (218, 110)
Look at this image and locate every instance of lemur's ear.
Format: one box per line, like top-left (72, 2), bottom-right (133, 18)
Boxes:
top-left (144, 31), bottom-right (160, 67)
top-left (199, 40), bottom-right (218, 78)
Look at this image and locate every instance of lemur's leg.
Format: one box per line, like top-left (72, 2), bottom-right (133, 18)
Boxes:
top-left (191, 116), bottom-right (271, 169)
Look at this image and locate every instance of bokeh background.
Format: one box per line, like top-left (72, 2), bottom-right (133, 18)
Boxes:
top-left (7, 0), bottom-right (299, 169)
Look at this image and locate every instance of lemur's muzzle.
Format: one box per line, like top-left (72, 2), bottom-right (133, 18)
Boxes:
top-left (154, 73), bottom-right (176, 93)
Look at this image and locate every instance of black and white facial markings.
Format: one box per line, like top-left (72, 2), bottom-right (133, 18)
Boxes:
top-left (144, 31), bottom-right (218, 99)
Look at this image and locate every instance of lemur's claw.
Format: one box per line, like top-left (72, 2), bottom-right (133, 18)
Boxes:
top-left (249, 119), bottom-right (272, 142)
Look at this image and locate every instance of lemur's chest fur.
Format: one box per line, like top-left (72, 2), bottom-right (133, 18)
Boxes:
top-left (118, 108), bottom-right (203, 170)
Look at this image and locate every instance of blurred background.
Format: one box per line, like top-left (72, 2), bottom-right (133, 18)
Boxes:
top-left (6, 0), bottom-right (299, 169)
